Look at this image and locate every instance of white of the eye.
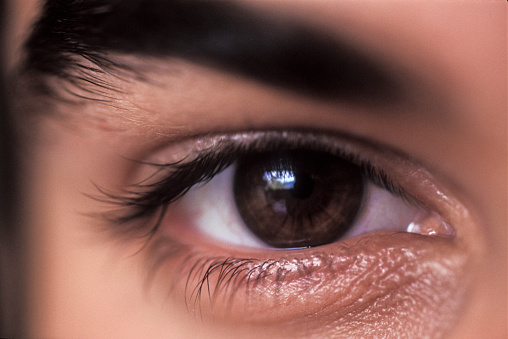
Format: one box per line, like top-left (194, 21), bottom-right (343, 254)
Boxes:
top-left (343, 184), bottom-right (424, 238)
top-left (180, 165), bottom-right (424, 249)
top-left (183, 166), bottom-right (270, 248)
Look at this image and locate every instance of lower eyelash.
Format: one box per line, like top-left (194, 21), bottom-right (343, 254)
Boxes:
top-left (141, 231), bottom-right (426, 320)
top-left (143, 229), bottom-right (375, 319)
top-left (186, 257), bottom-right (258, 313)
top-left (142, 236), bottom-right (247, 314)
top-left (147, 244), bottom-right (331, 316)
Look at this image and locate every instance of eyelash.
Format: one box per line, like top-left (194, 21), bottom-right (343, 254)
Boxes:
top-left (92, 130), bottom-right (416, 310)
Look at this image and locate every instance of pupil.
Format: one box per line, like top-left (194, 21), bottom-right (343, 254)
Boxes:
top-left (290, 172), bottom-right (314, 199)
top-left (234, 150), bottom-right (364, 248)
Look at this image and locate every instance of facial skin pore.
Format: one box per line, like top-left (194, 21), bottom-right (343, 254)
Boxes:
top-left (4, 0), bottom-right (507, 338)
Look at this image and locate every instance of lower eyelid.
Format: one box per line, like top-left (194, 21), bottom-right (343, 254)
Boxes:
top-left (143, 231), bottom-right (468, 337)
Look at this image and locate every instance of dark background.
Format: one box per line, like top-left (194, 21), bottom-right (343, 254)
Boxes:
top-left (1, 1), bottom-right (23, 337)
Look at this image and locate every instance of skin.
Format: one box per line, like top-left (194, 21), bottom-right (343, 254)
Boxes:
top-left (4, 0), bottom-right (507, 338)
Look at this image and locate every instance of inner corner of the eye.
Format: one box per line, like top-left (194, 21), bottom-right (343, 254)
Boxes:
top-left (406, 210), bottom-right (456, 238)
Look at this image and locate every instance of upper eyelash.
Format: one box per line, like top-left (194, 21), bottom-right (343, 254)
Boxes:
top-left (92, 131), bottom-right (411, 239)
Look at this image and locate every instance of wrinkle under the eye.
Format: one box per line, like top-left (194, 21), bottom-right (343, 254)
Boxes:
top-left (140, 230), bottom-right (467, 339)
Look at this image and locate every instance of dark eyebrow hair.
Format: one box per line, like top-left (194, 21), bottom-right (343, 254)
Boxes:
top-left (23, 0), bottom-right (401, 103)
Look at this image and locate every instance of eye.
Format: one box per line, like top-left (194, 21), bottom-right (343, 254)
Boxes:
top-left (96, 130), bottom-right (466, 335)
top-left (134, 131), bottom-right (454, 250)
top-left (182, 149), bottom-right (431, 249)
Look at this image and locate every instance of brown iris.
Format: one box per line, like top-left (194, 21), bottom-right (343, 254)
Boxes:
top-left (233, 150), bottom-right (364, 248)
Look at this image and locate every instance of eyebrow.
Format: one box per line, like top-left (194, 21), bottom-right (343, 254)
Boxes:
top-left (23, 0), bottom-right (401, 103)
